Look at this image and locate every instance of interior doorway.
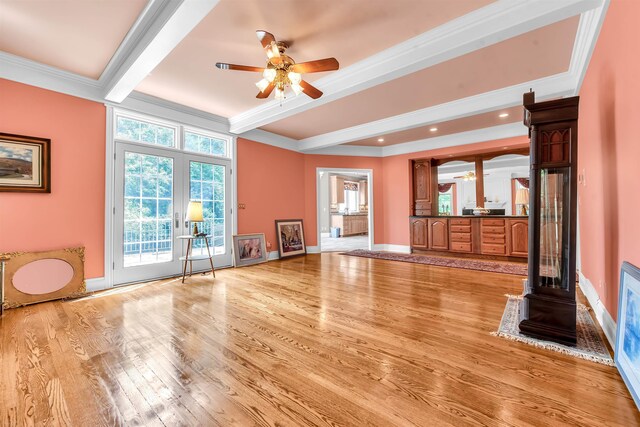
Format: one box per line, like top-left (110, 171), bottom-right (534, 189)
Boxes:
top-left (316, 168), bottom-right (373, 252)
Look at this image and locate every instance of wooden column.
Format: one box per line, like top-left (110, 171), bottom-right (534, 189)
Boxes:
top-left (475, 158), bottom-right (484, 208)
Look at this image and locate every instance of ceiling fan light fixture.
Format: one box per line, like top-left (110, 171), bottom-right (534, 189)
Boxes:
top-left (274, 87), bottom-right (285, 100)
top-left (256, 78), bottom-right (270, 92)
top-left (288, 71), bottom-right (302, 85)
top-left (291, 83), bottom-right (303, 95)
top-left (263, 68), bottom-right (276, 82)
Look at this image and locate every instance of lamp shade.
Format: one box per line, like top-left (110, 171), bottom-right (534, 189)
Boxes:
top-left (185, 201), bottom-right (204, 222)
top-left (515, 188), bottom-right (530, 205)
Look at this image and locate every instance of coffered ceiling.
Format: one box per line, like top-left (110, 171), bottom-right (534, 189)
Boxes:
top-left (0, 0), bottom-right (609, 157)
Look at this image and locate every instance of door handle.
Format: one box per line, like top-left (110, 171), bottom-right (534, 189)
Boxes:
top-left (175, 212), bottom-right (180, 228)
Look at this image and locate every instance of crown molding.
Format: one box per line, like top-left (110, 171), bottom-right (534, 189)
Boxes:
top-left (104, 0), bottom-right (221, 103)
top-left (114, 91), bottom-right (229, 133)
top-left (297, 72), bottom-right (574, 152)
top-left (228, 0), bottom-right (602, 134)
top-left (568, 0), bottom-right (610, 95)
top-left (237, 128), bottom-right (300, 152)
top-left (0, 51), bottom-right (103, 101)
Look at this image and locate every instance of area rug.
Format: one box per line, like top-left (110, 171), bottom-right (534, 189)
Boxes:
top-left (341, 249), bottom-right (527, 275)
top-left (491, 295), bottom-right (614, 366)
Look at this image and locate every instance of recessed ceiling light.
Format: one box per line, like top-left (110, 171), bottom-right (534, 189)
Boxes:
top-left (377, 138), bottom-right (384, 142)
top-left (429, 127), bottom-right (438, 132)
top-left (499, 113), bottom-right (509, 118)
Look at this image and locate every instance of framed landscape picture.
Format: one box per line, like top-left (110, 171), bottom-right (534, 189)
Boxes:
top-left (233, 233), bottom-right (267, 267)
top-left (275, 219), bottom-right (306, 258)
top-left (615, 261), bottom-right (640, 410)
top-left (0, 133), bottom-right (50, 193)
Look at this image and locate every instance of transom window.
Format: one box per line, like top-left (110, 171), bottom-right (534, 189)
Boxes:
top-left (116, 115), bottom-right (177, 148)
top-left (114, 111), bottom-right (231, 159)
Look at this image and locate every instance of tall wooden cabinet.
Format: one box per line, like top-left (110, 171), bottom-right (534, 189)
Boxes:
top-left (519, 92), bottom-right (580, 346)
top-left (410, 159), bottom-right (436, 215)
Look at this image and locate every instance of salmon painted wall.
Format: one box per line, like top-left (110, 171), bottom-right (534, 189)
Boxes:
top-left (577, 0), bottom-right (640, 320)
top-left (382, 135), bottom-right (529, 245)
top-left (302, 155), bottom-right (384, 247)
top-left (236, 138), bottom-right (305, 249)
top-left (0, 79), bottom-right (106, 278)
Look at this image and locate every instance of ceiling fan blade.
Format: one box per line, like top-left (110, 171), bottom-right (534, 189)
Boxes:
top-left (299, 80), bottom-right (323, 99)
top-left (256, 30), bottom-right (276, 49)
top-left (216, 63), bottom-right (264, 72)
top-left (256, 82), bottom-right (275, 99)
top-left (290, 58), bottom-right (339, 74)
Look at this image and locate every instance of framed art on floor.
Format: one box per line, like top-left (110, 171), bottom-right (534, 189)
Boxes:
top-left (275, 219), bottom-right (306, 258)
top-left (233, 233), bottom-right (267, 267)
top-left (0, 132), bottom-right (51, 193)
top-left (615, 261), bottom-right (640, 410)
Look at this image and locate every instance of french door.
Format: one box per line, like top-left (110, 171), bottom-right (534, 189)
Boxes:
top-left (113, 142), bottom-right (232, 285)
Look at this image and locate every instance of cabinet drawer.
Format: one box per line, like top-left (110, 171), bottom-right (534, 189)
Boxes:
top-left (450, 232), bottom-right (471, 242)
top-left (415, 201), bottom-right (431, 210)
top-left (415, 209), bottom-right (431, 216)
top-left (482, 226), bottom-right (505, 234)
top-left (483, 219), bottom-right (505, 226)
top-left (451, 225), bottom-right (471, 233)
top-left (451, 242), bottom-right (472, 252)
top-left (482, 234), bottom-right (506, 244)
top-left (481, 244), bottom-right (507, 255)
top-left (450, 218), bottom-right (471, 226)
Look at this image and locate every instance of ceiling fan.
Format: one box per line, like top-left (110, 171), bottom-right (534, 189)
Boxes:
top-left (215, 30), bottom-right (339, 101)
top-left (453, 171), bottom-right (490, 181)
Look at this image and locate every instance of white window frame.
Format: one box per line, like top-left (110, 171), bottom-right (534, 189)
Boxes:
top-left (182, 126), bottom-right (232, 160)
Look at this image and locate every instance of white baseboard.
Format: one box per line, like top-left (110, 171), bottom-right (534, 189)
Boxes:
top-left (578, 272), bottom-right (617, 347)
top-left (268, 251), bottom-right (279, 260)
top-left (85, 277), bottom-right (111, 293)
top-left (307, 246), bottom-right (320, 254)
top-left (373, 244), bottom-right (411, 253)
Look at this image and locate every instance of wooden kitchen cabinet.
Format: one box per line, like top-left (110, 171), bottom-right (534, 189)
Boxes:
top-left (428, 218), bottom-right (449, 250)
top-left (331, 215), bottom-right (368, 236)
top-left (359, 179), bottom-right (368, 211)
top-left (410, 217), bottom-right (428, 250)
top-left (411, 159), bottom-right (433, 215)
top-left (508, 219), bottom-right (528, 258)
top-left (330, 176), bottom-right (345, 212)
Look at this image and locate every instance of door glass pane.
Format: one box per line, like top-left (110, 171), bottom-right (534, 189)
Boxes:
top-left (539, 168), bottom-right (568, 289)
top-left (189, 161), bottom-right (226, 255)
top-left (124, 152), bottom-right (173, 267)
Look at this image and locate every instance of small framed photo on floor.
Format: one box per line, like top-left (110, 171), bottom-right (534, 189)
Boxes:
top-left (233, 233), bottom-right (267, 267)
top-left (615, 261), bottom-right (640, 410)
top-left (275, 219), bottom-right (306, 258)
top-left (0, 133), bottom-right (51, 193)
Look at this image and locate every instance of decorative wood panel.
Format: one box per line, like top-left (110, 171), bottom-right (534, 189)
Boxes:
top-left (428, 218), bottom-right (449, 250)
top-left (508, 219), bottom-right (529, 258)
top-left (410, 218), bottom-right (428, 250)
top-left (540, 127), bottom-right (571, 164)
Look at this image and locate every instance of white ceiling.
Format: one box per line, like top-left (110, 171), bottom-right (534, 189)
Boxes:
top-left (0, 0), bottom-right (609, 157)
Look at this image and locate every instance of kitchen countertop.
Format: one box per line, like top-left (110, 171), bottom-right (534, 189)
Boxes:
top-left (332, 213), bottom-right (368, 216)
top-left (410, 215), bottom-right (528, 218)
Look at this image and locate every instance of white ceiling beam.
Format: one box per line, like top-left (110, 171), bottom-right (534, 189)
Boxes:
top-left (381, 123), bottom-right (528, 158)
top-left (297, 72), bottom-right (575, 152)
top-left (104, 0), bottom-right (220, 103)
top-left (228, 0), bottom-right (602, 134)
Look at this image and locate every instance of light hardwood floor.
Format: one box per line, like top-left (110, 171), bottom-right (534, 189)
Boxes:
top-left (1, 253), bottom-right (638, 426)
